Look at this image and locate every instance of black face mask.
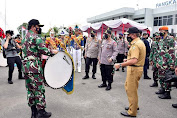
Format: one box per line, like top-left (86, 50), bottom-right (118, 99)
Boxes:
top-left (91, 34), bottom-right (95, 38)
top-left (160, 32), bottom-right (164, 37)
top-left (105, 34), bottom-right (109, 39)
top-left (35, 27), bottom-right (42, 34)
top-left (119, 36), bottom-right (122, 39)
top-left (127, 36), bottom-right (133, 43)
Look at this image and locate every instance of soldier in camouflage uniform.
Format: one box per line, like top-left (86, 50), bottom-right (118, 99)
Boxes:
top-left (21, 19), bottom-right (58, 118)
top-left (149, 32), bottom-right (160, 87)
top-left (155, 26), bottom-right (175, 99)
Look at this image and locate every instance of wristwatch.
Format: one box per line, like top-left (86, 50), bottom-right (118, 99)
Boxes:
top-left (119, 63), bottom-right (122, 67)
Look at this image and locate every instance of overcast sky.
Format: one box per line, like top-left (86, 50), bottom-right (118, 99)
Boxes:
top-left (0, 0), bottom-right (167, 34)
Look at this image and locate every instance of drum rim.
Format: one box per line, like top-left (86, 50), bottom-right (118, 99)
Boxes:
top-left (44, 51), bottom-right (74, 89)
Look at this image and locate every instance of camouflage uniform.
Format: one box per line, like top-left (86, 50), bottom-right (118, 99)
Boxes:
top-left (149, 39), bottom-right (159, 83)
top-left (21, 30), bottom-right (52, 109)
top-left (157, 35), bottom-right (175, 91)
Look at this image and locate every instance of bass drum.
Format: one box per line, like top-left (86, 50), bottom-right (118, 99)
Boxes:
top-left (44, 51), bottom-right (73, 89)
top-left (0, 52), bottom-right (7, 67)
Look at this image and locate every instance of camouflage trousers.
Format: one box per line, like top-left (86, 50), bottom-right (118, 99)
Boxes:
top-left (24, 74), bottom-right (46, 109)
top-left (158, 68), bottom-right (171, 91)
top-left (153, 67), bottom-right (158, 82)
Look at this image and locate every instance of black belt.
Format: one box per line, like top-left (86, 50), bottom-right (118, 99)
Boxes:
top-left (129, 65), bottom-right (143, 67)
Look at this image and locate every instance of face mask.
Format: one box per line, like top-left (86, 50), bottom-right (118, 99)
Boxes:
top-left (105, 34), bottom-right (109, 39)
top-left (35, 27), bottom-right (41, 34)
top-left (119, 36), bottom-right (122, 39)
top-left (160, 32), bottom-right (164, 37)
top-left (127, 36), bottom-right (133, 43)
top-left (37, 28), bottom-right (42, 34)
top-left (91, 34), bottom-right (95, 38)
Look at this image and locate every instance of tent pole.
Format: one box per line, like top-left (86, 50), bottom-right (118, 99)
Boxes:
top-left (122, 24), bottom-right (125, 34)
top-left (101, 25), bottom-right (103, 39)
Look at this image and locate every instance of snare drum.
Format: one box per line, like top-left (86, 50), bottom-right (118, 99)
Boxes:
top-left (44, 51), bottom-right (74, 89)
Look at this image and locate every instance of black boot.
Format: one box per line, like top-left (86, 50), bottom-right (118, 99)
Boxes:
top-left (31, 105), bottom-right (37, 118)
top-left (172, 104), bottom-right (177, 108)
top-left (155, 88), bottom-right (165, 94)
top-left (105, 83), bottom-right (112, 91)
top-left (158, 91), bottom-right (171, 99)
top-left (8, 80), bottom-right (13, 84)
top-left (150, 81), bottom-right (158, 87)
top-left (82, 73), bottom-right (89, 79)
top-left (98, 83), bottom-right (107, 88)
top-left (18, 72), bottom-right (25, 79)
top-left (37, 109), bottom-right (52, 118)
top-left (122, 67), bottom-right (125, 72)
top-left (171, 82), bottom-right (177, 88)
top-left (144, 76), bottom-right (151, 79)
top-left (92, 74), bottom-right (96, 79)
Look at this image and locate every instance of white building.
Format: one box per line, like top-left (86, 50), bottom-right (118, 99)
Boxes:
top-left (87, 2), bottom-right (177, 34)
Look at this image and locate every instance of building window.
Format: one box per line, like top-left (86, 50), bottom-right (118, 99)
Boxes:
top-left (154, 15), bottom-right (173, 26)
top-left (175, 14), bottom-right (177, 25)
top-left (167, 15), bottom-right (173, 25)
top-left (133, 17), bottom-right (145, 21)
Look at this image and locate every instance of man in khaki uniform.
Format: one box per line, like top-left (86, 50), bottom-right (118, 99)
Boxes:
top-left (115, 27), bottom-right (146, 117)
top-left (83, 30), bottom-right (100, 79)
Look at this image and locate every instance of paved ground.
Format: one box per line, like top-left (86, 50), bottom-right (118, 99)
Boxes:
top-left (0, 63), bottom-right (177, 118)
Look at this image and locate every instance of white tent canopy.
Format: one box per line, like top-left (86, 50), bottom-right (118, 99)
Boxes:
top-left (81, 18), bottom-right (150, 39)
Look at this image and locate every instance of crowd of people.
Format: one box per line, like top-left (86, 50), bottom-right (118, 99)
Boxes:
top-left (1, 18), bottom-right (177, 117)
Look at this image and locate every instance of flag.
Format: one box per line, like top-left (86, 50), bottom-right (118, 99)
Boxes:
top-left (22, 26), bottom-right (27, 39)
top-left (0, 27), bottom-right (5, 39)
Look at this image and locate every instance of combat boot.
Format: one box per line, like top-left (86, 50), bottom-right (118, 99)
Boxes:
top-left (18, 71), bottom-right (25, 79)
top-left (155, 87), bottom-right (165, 94)
top-left (31, 105), bottom-right (37, 118)
top-left (37, 109), bottom-right (52, 118)
top-left (105, 83), bottom-right (112, 91)
top-left (172, 104), bottom-right (177, 108)
top-left (158, 91), bottom-right (171, 99)
top-left (150, 81), bottom-right (158, 87)
top-left (82, 73), bottom-right (89, 79)
top-left (92, 74), bottom-right (96, 79)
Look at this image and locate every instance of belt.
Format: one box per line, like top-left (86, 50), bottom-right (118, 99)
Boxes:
top-left (129, 65), bottom-right (143, 67)
top-left (24, 56), bottom-right (36, 61)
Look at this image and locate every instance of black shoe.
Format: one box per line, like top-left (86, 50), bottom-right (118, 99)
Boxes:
top-left (8, 80), bottom-right (13, 84)
top-left (171, 82), bottom-right (177, 88)
top-left (31, 105), bottom-right (37, 118)
top-left (37, 109), bottom-right (52, 118)
top-left (125, 107), bottom-right (139, 111)
top-left (92, 74), bottom-right (96, 79)
top-left (155, 88), bottom-right (165, 94)
top-left (98, 84), bottom-right (107, 88)
top-left (19, 76), bottom-right (25, 79)
top-left (105, 86), bottom-right (112, 91)
top-left (150, 82), bottom-right (158, 87)
top-left (120, 111), bottom-right (136, 117)
top-left (144, 76), bottom-right (151, 79)
top-left (172, 104), bottom-right (177, 108)
top-left (158, 91), bottom-right (171, 99)
top-left (122, 69), bottom-right (125, 72)
top-left (82, 75), bottom-right (89, 79)
top-left (116, 69), bottom-right (119, 71)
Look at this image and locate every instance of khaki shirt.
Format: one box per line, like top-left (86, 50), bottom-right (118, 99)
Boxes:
top-left (85, 38), bottom-right (100, 58)
top-left (127, 38), bottom-right (146, 66)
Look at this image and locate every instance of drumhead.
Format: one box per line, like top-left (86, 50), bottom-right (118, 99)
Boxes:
top-left (44, 51), bottom-right (73, 89)
top-left (0, 52), bottom-right (7, 67)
